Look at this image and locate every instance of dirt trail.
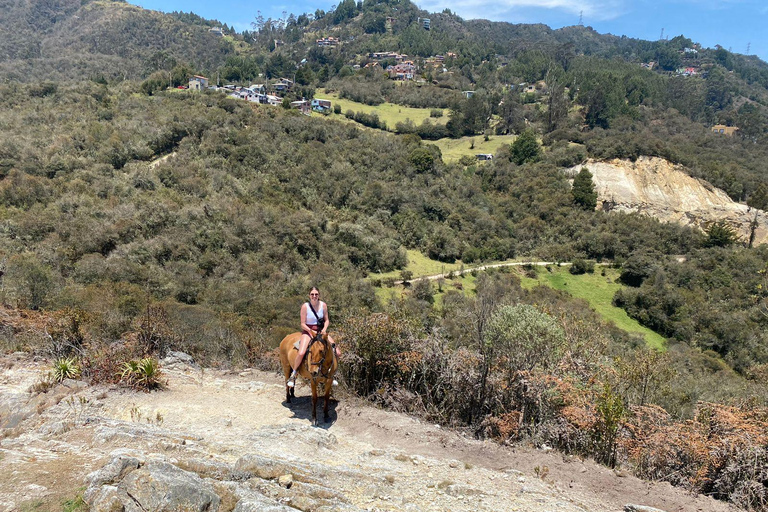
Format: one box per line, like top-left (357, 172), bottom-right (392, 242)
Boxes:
top-left (0, 353), bottom-right (735, 512)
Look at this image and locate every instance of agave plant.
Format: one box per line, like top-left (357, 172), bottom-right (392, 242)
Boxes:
top-left (135, 357), bottom-right (162, 390)
top-left (51, 357), bottom-right (81, 382)
top-left (120, 357), bottom-right (163, 391)
top-left (119, 359), bottom-right (140, 385)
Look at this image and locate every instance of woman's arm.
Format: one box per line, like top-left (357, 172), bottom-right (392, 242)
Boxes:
top-left (300, 303), bottom-right (311, 333)
top-left (321, 301), bottom-right (330, 334)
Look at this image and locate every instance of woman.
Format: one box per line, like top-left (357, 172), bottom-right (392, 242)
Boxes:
top-left (287, 287), bottom-right (341, 387)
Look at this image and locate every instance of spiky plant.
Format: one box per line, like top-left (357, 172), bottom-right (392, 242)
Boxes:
top-left (135, 357), bottom-right (162, 390)
top-left (51, 357), bottom-right (81, 382)
top-left (120, 357), bottom-right (163, 391)
top-left (119, 359), bottom-right (140, 385)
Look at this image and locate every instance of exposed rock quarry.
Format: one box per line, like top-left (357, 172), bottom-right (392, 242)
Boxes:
top-left (0, 352), bottom-right (735, 512)
top-left (566, 156), bottom-right (768, 246)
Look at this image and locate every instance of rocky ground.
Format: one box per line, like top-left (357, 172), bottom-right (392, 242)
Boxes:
top-left (0, 352), bottom-right (737, 512)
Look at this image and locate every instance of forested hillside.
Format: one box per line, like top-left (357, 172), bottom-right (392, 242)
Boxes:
top-left (0, 0), bottom-right (233, 81)
top-left (1, 0), bottom-right (768, 508)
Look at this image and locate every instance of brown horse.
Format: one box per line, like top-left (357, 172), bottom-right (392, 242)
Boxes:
top-left (278, 331), bottom-right (338, 425)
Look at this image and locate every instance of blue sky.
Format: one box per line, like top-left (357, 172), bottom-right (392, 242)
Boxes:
top-left (131, 0), bottom-right (768, 62)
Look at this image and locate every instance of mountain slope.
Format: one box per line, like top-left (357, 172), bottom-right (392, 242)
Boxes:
top-left (0, 0), bottom-right (233, 81)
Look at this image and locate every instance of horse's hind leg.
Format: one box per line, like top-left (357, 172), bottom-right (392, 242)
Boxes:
top-left (283, 365), bottom-right (293, 403)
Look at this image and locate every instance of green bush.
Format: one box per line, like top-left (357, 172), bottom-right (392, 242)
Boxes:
top-left (569, 259), bottom-right (595, 274)
top-left (484, 304), bottom-right (566, 374)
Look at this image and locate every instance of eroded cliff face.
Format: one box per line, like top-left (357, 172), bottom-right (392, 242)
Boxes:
top-left (567, 156), bottom-right (768, 246)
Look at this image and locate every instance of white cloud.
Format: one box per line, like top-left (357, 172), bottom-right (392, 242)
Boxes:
top-left (419, 0), bottom-right (627, 21)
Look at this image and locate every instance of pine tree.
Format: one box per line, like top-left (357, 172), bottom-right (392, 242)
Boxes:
top-left (572, 167), bottom-right (598, 210)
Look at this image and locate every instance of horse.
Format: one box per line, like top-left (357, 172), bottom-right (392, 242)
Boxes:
top-left (278, 331), bottom-right (338, 425)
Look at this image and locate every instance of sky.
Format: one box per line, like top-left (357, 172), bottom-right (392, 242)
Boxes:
top-left (132, 0), bottom-right (768, 63)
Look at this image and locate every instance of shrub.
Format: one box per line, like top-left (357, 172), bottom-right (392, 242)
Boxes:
top-left (569, 259), bottom-right (595, 275)
top-left (51, 357), bottom-right (82, 382)
top-left (120, 357), bottom-right (164, 391)
top-left (484, 304), bottom-right (566, 374)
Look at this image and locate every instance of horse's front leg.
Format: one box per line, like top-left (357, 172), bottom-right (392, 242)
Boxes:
top-left (311, 381), bottom-right (318, 426)
top-left (323, 381), bottom-right (332, 423)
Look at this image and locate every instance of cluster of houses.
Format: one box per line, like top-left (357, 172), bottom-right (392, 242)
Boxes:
top-left (676, 67), bottom-right (700, 76)
top-left (364, 51), bottom-right (460, 81)
top-left (186, 76), bottom-right (332, 113)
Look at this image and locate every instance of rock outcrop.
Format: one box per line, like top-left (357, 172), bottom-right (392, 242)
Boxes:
top-left (0, 353), bottom-right (734, 512)
top-left (566, 156), bottom-right (768, 246)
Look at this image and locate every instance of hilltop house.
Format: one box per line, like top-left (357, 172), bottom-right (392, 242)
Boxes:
top-left (246, 84), bottom-right (266, 95)
top-left (711, 125), bottom-right (739, 136)
top-left (273, 78), bottom-right (294, 94)
top-left (388, 61), bottom-right (416, 80)
top-left (208, 27), bottom-right (224, 37)
top-left (290, 100), bottom-right (310, 114)
top-left (188, 76), bottom-right (208, 91)
top-left (311, 99), bottom-right (332, 113)
top-left (316, 37), bottom-right (339, 47)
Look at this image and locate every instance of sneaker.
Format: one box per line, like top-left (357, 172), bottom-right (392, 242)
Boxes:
top-left (287, 373), bottom-right (296, 387)
top-left (332, 379), bottom-right (339, 387)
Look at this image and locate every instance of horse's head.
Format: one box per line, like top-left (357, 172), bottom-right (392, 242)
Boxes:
top-left (306, 332), bottom-right (331, 378)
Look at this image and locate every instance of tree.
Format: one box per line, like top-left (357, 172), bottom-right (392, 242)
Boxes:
top-left (704, 221), bottom-right (739, 247)
top-left (747, 183), bottom-right (768, 212)
top-left (546, 80), bottom-right (568, 133)
top-left (411, 279), bottom-right (434, 304)
top-left (509, 129), bottom-right (540, 165)
top-left (619, 251), bottom-right (660, 287)
top-left (572, 167), bottom-right (598, 210)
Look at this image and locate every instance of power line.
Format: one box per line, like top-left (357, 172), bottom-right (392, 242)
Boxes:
top-left (746, 42), bottom-right (751, 54)
top-left (578, 11), bottom-right (583, 26)
top-left (659, 28), bottom-right (664, 41)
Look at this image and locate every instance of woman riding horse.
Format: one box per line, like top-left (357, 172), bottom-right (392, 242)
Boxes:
top-left (287, 287), bottom-right (340, 388)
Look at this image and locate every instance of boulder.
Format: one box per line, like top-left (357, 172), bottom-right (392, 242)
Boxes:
top-left (120, 461), bottom-right (220, 512)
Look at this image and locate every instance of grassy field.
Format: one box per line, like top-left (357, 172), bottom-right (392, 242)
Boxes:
top-left (520, 266), bottom-right (667, 349)
top-left (370, 251), bottom-right (666, 348)
top-left (319, 89), bottom-right (447, 129)
top-left (431, 135), bottom-right (516, 163)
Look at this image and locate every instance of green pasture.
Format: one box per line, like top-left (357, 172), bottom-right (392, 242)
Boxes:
top-left (431, 135), bottom-right (516, 163)
top-left (370, 250), bottom-right (665, 348)
top-left (520, 266), bottom-right (666, 349)
top-left (319, 89), bottom-right (447, 129)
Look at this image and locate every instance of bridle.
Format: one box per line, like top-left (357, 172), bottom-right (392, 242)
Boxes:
top-left (305, 332), bottom-right (333, 380)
